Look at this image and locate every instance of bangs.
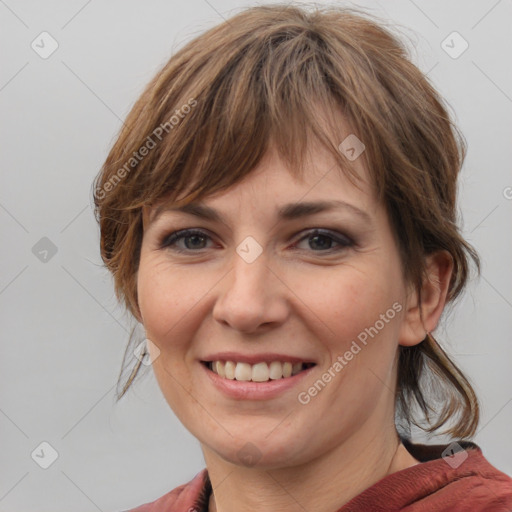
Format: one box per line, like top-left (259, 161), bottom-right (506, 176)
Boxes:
top-left (114, 16), bottom-right (379, 212)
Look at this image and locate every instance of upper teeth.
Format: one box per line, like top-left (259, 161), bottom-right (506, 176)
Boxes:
top-left (210, 361), bottom-right (306, 381)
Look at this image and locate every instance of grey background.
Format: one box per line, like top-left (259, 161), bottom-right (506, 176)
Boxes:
top-left (1, 0), bottom-right (511, 510)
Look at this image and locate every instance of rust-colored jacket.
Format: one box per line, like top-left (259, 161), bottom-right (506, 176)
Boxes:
top-left (125, 439), bottom-right (512, 511)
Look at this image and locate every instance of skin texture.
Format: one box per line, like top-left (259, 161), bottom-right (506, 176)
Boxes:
top-left (136, 142), bottom-right (453, 512)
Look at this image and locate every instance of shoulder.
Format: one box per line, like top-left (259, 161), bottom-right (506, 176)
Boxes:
top-left (404, 440), bottom-right (512, 511)
top-left (341, 440), bottom-right (512, 511)
top-left (122, 469), bottom-right (209, 512)
top-left (444, 445), bottom-right (512, 511)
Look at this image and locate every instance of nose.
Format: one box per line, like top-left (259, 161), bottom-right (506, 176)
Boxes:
top-left (212, 249), bottom-right (290, 333)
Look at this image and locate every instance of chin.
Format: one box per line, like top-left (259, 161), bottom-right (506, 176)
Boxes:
top-left (204, 430), bottom-right (314, 470)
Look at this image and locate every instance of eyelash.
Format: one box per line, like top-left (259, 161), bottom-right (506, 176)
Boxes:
top-left (159, 228), bottom-right (354, 254)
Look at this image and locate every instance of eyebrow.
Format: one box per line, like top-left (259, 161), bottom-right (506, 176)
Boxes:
top-left (150, 200), bottom-right (372, 225)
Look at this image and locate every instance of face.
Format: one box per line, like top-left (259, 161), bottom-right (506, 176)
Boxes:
top-left (137, 144), bottom-right (414, 469)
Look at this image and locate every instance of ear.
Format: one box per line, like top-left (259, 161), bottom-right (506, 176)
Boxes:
top-left (398, 250), bottom-right (453, 347)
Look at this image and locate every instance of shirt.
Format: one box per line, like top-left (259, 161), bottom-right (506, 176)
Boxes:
top-left (124, 438), bottom-right (512, 511)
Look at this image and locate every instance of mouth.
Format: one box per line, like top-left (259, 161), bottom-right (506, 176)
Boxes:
top-left (201, 360), bottom-right (317, 382)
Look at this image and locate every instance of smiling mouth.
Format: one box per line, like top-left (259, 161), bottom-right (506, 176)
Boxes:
top-left (201, 360), bottom-right (316, 382)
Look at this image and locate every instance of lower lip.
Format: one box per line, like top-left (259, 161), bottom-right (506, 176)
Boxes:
top-left (200, 362), bottom-right (316, 400)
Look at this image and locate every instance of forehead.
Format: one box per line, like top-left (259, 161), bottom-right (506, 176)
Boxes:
top-left (146, 142), bottom-right (376, 225)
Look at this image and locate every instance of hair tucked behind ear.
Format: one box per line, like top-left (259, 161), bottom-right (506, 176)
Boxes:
top-left (397, 334), bottom-right (480, 438)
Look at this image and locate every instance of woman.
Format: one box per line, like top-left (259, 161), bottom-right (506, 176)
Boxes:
top-left (93, 4), bottom-right (512, 511)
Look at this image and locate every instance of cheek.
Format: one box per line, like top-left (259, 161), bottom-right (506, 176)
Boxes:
top-left (137, 256), bottom-right (223, 360)
top-left (288, 261), bottom-right (404, 344)
top-left (293, 267), bottom-right (404, 416)
top-left (137, 258), bottom-right (195, 346)
top-left (136, 256), bottom-right (210, 409)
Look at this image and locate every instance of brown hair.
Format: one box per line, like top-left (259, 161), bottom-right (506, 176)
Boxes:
top-left (93, 3), bottom-right (480, 439)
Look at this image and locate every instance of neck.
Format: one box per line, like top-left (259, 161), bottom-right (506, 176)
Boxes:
top-left (203, 424), bottom-right (419, 512)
